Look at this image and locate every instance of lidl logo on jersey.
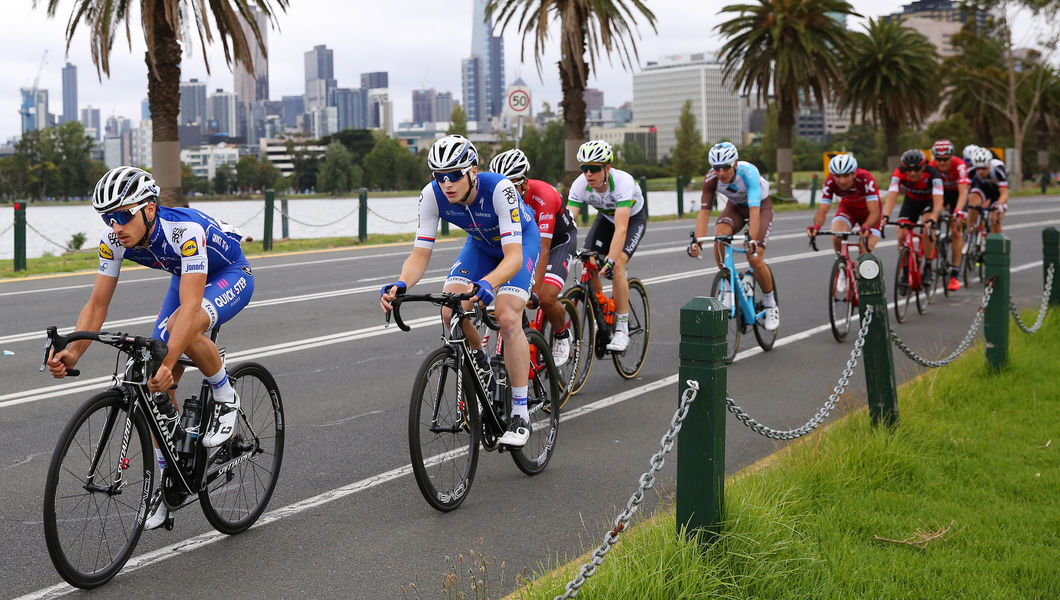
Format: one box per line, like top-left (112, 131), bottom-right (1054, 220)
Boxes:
top-left (180, 239), bottom-right (199, 257)
top-left (99, 243), bottom-right (114, 260)
top-left (510, 207), bottom-right (520, 223)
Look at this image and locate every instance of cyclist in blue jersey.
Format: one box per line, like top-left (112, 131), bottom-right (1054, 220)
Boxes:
top-left (380, 135), bottom-right (540, 447)
top-left (46, 166), bottom-right (254, 529)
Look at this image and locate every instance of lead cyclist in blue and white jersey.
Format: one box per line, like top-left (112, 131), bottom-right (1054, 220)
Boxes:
top-left (688, 142), bottom-right (779, 330)
top-left (379, 135), bottom-right (540, 447)
top-left (46, 166), bottom-right (254, 529)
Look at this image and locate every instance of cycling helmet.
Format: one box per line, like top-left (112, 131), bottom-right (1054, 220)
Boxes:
top-left (93, 166), bottom-right (159, 214)
top-left (932, 139), bottom-right (954, 159)
top-left (427, 135), bottom-right (478, 172)
top-left (708, 142), bottom-right (739, 167)
top-left (576, 140), bottom-right (614, 164)
top-left (969, 146), bottom-right (993, 169)
top-left (828, 153), bottom-right (858, 175)
top-left (900, 149), bottom-right (926, 171)
top-left (962, 144), bottom-right (981, 162)
top-left (489, 149), bottom-right (531, 181)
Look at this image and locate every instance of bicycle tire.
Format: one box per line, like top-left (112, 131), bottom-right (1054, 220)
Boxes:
top-left (829, 257), bottom-right (853, 342)
top-left (915, 254), bottom-right (929, 315)
top-left (408, 347), bottom-right (480, 512)
top-left (962, 230), bottom-right (977, 287)
top-left (612, 278), bottom-right (651, 379)
top-left (940, 228), bottom-right (954, 298)
top-left (511, 329), bottom-right (560, 475)
top-left (199, 362), bottom-right (285, 534)
top-left (925, 249), bottom-right (940, 306)
top-left (540, 298), bottom-right (580, 408)
top-left (43, 389), bottom-right (153, 589)
top-left (753, 271), bottom-right (779, 351)
top-left (709, 271), bottom-right (741, 363)
top-left (561, 286), bottom-right (596, 395)
top-left (895, 246), bottom-right (911, 323)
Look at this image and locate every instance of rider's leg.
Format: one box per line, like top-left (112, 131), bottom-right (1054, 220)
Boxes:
top-left (991, 206), bottom-right (1004, 233)
top-left (440, 281), bottom-right (483, 350)
top-left (712, 221), bottom-right (735, 271)
top-left (831, 216), bottom-right (851, 255)
top-left (747, 247), bottom-right (773, 294)
top-left (538, 283), bottom-right (565, 331)
top-left (951, 214), bottom-right (964, 269)
top-left (495, 293), bottom-right (532, 447)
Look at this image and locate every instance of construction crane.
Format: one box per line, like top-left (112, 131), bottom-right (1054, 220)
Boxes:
top-left (19, 49), bottom-right (49, 131)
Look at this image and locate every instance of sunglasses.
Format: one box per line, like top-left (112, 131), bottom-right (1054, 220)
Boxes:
top-left (902, 166), bottom-right (924, 173)
top-left (101, 201), bottom-right (151, 226)
top-left (433, 166), bottom-right (473, 184)
top-left (712, 164), bottom-right (733, 172)
top-left (579, 164), bottom-right (605, 174)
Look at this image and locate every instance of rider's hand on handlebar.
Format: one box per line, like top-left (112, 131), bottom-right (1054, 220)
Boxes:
top-left (47, 348), bottom-right (76, 379)
top-left (687, 241), bottom-right (701, 258)
top-left (471, 280), bottom-right (495, 306)
top-left (602, 256), bottom-right (617, 280)
top-left (747, 239), bottom-right (760, 255)
top-left (379, 280), bottom-right (406, 313)
top-left (806, 224), bottom-right (820, 238)
top-left (148, 364), bottom-right (174, 394)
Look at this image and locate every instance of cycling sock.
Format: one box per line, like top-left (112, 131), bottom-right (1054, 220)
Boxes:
top-left (155, 448), bottom-right (166, 471)
top-left (763, 291), bottom-right (777, 308)
top-left (616, 313), bottom-right (629, 333)
top-left (511, 386), bottom-right (529, 420)
top-left (951, 266), bottom-right (960, 276)
top-left (553, 324), bottom-right (570, 338)
top-left (205, 369), bottom-right (235, 405)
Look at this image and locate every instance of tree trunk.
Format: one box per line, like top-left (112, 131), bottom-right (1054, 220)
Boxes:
top-left (775, 100), bottom-right (794, 198)
top-left (883, 111), bottom-right (900, 171)
top-left (558, 14), bottom-right (588, 196)
top-left (146, 12), bottom-right (185, 207)
top-left (1037, 112), bottom-right (1049, 170)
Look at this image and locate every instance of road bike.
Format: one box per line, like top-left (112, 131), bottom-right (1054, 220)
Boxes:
top-left (962, 204), bottom-right (998, 286)
top-left (40, 326), bottom-right (284, 589)
top-left (810, 229), bottom-right (863, 342)
top-left (560, 249), bottom-right (651, 393)
top-left (692, 233), bottom-right (780, 364)
top-left (934, 211), bottom-right (955, 298)
top-left (887, 219), bottom-right (937, 322)
top-left (388, 292), bottom-right (560, 512)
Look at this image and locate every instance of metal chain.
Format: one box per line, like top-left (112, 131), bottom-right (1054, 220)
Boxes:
top-left (273, 203), bottom-right (358, 228)
top-left (555, 380), bottom-right (700, 600)
top-left (1010, 262), bottom-right (1055, 334)
top-left (234, 206), bottom-right (265, 229)
top-left (726, 306), bottom-right (873, 441)
top-left (367, 206), bottom-right (419, 225)
top-left (0, 220), bottom-right (13, 239)
top-left (890, 279), bottom-right (994, 367)
top-left (25, 220), bottom-right (75, 251)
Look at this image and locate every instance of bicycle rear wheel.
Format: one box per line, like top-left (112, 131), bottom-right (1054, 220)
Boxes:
top-left (915, 255), bottom-right (929, 315)
top-left (612, 278), bottom-right (651, 379)
top-left (540, 298), bottom-right (580, 408)
top-left (709, 271), bottom-right (741, 363)
top-left (753, 272), bottom-right (779, 351)
top-left (408, 347), bottom-right (480, 512)
top-left (200, 362), bottom-right (285, 535)
top-left (511, 329), bottom-right (560, 475)
top-left (894, 246), bottom-right (912, 323)
top-left (829, 257), bottom-right (853, 342)
top-left (43, 389), bottom-right (153, 589)
top-left (561, 286), bottom-right (596, 394)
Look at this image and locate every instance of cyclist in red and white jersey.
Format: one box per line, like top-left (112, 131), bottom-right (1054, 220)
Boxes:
top-left (807, 153), bottom-right (880, 255)
top-left (490, 149), bottom-right (578, 367)
top-left (881, 149), bottom-right (945, 288)
top-left (928, 139), bottom-right (970, 291)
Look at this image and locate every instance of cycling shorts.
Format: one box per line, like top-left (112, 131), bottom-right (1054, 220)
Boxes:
top-left (153, 262), bottom-right (255, 343)
top-left (446, 237), bottom-right (541, 302)
top-left (897, 197), bottom-right (933, 223)
top-left (833, 204), bottom-right (880, 237)
top-left (543, 230), bottom-right (577, 290)
top-left (583, 207), bottom-right (647, 258)
top-left (943, 189), bottom-right (960, 212)
top-left (716, 197), bottom-right (774, 247)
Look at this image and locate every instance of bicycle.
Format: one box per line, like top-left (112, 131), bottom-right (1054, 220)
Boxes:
top-left (886, 219), bottom-right (937, 323)
top-left (962, 204), bottom-right (997, 286)
top-left (388, 292), bottom-right (560, 512)
top-left (809, 229), bottom-right (862, 342)
top-left (40, 326), bottom-right (284, 589)
top-left (692, 233), bottom-right (780, 364)
top-left (560, 249), bottom-right (651, 393)
top-left (934, 210), bottom-right (955, 298)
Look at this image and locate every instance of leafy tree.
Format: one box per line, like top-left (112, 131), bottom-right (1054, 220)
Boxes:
top-left (942, 15), bottom-right (1007, 143)
top-left (671, 99), bottom-right (702, 178)
top-left (214, 163), bottom-right (234, 195)
top-left (317, 141), bottom-right (357, 193)
top-left (322, 129), bottom-right (377, 164)
top-left (447, 105), bottom-right (469, 136)
top-left (619, 141), bottom-right (647, 165)
top-left (51, 121), bottom-right (97, 198)
top-left (236, 155), bottom-right (261, 192)
top-left (923, 114), bottom-right (977, 152)
top-left (828, 123), bottom-right (880, 169)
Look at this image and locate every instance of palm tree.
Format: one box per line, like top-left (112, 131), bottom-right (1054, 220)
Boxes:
top-left (39, 0), bottom-right (288, 206)
top-left (841, 18), bottom-right (940, 170)
top-left (486, 0), bottom-right (656, 192)
top-left (716, 0), bottom-right (857, 198)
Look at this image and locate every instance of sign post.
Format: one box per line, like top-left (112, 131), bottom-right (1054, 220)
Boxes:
top-left (504, 85), bottom-right (531, 149)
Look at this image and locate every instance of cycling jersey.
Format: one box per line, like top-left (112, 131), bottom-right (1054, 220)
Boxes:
top-left (523, 179), bottom-right (576, 243)
top-left (701, 161), bottom-right (771, 209)
top-left (821, 168), bottom-right (879, 209)
top-left (415, 172), bottom-right (536, 258)
top-left (970, 159), bottom-right (1008, 203)
top-left (928, 157), bottom-right (971, 191)
top-left (888, 166), bottom-right (944, 203)
top-left (567, 167), bottom-right (645, 221)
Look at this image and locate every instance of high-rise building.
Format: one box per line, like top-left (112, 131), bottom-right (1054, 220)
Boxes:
top-left (20, 88), bottom-right (49, 133)
top-left (208, 89), bottom-right (239, 135)
top-left (178, 79), bottom-right (208, 129)
top-left (105, 115), bottom-right (132, 137)
top-left (885, 0), bottom-right (987, 58)
top-left (80, 105), bottom-right (101, 140)
top-left (329, 87), bottom-right (365, 131)
top-left (412, 89), bottom-right (436, 124)
top-left (462, 0), bottom-right (504, 125)
top-left (461, 56), bottom-right (483, 124)
top-left (367, 89), bottom-right (393, 133)
top-left (281, 95), bottom-right (305, 129)
top-left (433, 92), bottom-right (456, 124)
top-left (305, 45), bottom-right (336, 111)
top-left (234, 7), bottom-right (270, 108)
top-left (131, 120), bottom-right (153, 169)
top-left (61, 63), bottom-right (77, 125)
top-left (584, 89), bottom-right (604, 112)
top-left (361, 72), bottom-right (388, 91)
top-left (141, 98), bottom-right (151, 121)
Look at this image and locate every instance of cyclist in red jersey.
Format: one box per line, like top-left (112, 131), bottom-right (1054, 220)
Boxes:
top-left (881, 149), bottom-right (944, 288)
top-left (490, 149), bottom-right (578, 367)
top-left (928, 139), bottom-right (971, 291)
top-left (807, 153), bottom-right (881, 254)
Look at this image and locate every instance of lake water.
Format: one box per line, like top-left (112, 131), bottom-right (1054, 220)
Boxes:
top-left (0, 189), bottom-right (811, 260)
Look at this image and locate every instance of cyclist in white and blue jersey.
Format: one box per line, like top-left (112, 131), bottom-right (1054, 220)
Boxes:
top-left (380, 135), bottom-right (540, 447)
top-left (46, 166), bottom-right (253, 529)
top-left (688, 142), bottom-right (779, 330)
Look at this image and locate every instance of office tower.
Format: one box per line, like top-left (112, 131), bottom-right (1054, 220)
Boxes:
top-left (433, 92), bottom-right (456, 124)
top-left (141, 98), bottom-right (151, 120)
top-left (305, 45), bottom-right (336, 111)
top-left (281, 95), bottom-right (305, 129)
top-left (361, 72), bottom-right (389, 91)
top-left (329, 87), bottom-right (364, 131)
top-left (208, 89), bottom-right (239, 135)
top-left (19, 88), bottom-right (49, 133)
top-left (584, 89), bottom-right (604, 112)
top-left (367, 89), bottom-right (392, 132)
top-left (80, 106), bottom-right (101, 140)
top-left (62, 63), bottom-right (77, 125)
top-left (234, 6), bottom-right (270, 108)
top-left (462, 0), bottom-right (505, 124)
top-left (178, 79), bottom-right (208, 129)
top-left (131, 120), bottom-right (153, 169)
top-left (412, 89), bottom-right (436, 124)
top-left (461, 56), bottom-right (483, 124)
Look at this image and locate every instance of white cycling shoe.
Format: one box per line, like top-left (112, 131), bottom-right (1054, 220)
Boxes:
top-left (144, 489), bottom-right (170, 530)
top-left (551, 337), bottom-right (571, 368)
top-left (202, 393), bottom-right (239, 448)
top-left (606, 330), bottom-right (629, 352)
top-left (498, 416), bottom-right (531, 447)
top-left (763, 307), bottom-right (780, 331)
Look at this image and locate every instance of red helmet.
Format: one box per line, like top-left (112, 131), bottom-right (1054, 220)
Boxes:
top-left (932, 139), bottom-right (954, 159)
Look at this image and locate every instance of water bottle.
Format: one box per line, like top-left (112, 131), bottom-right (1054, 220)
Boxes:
top-left (491, 355), bottom-right (510, 416)
top-left (741, 271), bottom-right (755, 300)
top-left (177, 395), bottom-right (202, 454)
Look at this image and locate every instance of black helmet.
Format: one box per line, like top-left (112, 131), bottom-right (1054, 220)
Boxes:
top-left (900, 149), bottom-right (926, 171)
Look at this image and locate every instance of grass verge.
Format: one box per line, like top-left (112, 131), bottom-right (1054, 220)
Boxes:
top-left (506, 312), bottom-right (1059, 599)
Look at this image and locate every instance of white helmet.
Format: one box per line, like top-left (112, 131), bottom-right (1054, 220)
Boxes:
top-left (829, 153), bottom-right (858, 175)
top-left (969, 146), bottom-right (993, 169)
top-left (708, 142), bottom-right (739, 167)
top-left (428, 135), bottom-right (478, 172)
top-left (93, 166), bottom-right (159, 214)
top-left (576, 140), bottom-right (613, 164)
top-left (962, 144), bottom-right (981, 162)
top-left (490, 148), bottom-right (531, 181)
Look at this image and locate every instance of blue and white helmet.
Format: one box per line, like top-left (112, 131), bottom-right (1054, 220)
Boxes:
top-left (92, 166), bottom-right (160, 214)
top-left (969, 146), bottom-right (993, 169)
top-left (829, 153), bottom-right (858, 175)
top-left (428, 135), bottom-right (478, 172)
top-left (708, 142), bottom-right (739, 168)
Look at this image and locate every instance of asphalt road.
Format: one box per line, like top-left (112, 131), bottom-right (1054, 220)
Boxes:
top-left (2, 197), bottom-right (1057, 599)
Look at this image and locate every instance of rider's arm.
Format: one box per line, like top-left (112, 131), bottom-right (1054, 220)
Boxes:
top-left (161, 272), bottom-right (209, 371)
top-left (566, 180), bottom-right (585, 223)
top-left (748, 206), bottom-right (761, 243)
top-left (396, 185), bottom-right (441, 288)
top-left (997, 185), bottom-right (1009, 206)
top-left (532, 236), bottom-right (552, 294)
top-left (866, 200), bottom-right (881, 230)
top-left (812, 201), bottom-right (831, 230)
top-left (695, 173), bottom-right (718, 239)
top-left (398, 246), bottom-right (433, 288)
top-left (608, 207), bottom-right (631, 261)
top-left (48, 274), bottom-right (118, 376)
top-left (739, 165), bottom-right (763, 241)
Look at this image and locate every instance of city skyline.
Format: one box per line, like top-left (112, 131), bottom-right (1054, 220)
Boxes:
top-left (0, 0), bottom-right (1046, 143)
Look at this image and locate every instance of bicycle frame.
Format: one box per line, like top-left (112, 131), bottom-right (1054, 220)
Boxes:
top-left (811, 230), bottom-right (861, 307)
top-left (571, 250), bottom-right (615, 351)
top-left (894, 220), bottom-right (932, 291)
top-left (694, 235), bottom-right (761, 327)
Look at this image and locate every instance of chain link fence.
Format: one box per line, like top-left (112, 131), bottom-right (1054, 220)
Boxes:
top-left (1010, 262), bottom-right (1055, 334)
top-left (890, 279), bottom-right (994, 368)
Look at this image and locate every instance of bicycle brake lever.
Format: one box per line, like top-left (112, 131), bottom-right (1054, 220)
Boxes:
top-left (384, 309), bottom-right (392, 328)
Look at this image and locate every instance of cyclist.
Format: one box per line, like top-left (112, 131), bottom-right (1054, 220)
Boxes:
top-left (967, 146), bottom-right (1008, 234)
top-left (380, 135), bottom-right (540, 447)
top-left (489, 148), bottom-right (578, 367)
top-left (962, 144), bottom-right (981, 167)
top-left (46, 166), bottom-right (253, 529)
top-left (688, 142), bottom-right (779, 330)
top-left (881, 149), bottom-right (945, 293)
top-left (566, 140), bottom-right (647, 351)
top-left (928, 139), bottom-right (971, 291)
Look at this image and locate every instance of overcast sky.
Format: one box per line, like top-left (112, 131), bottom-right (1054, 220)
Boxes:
top-left (0, 0), bottom-right (1044, 142)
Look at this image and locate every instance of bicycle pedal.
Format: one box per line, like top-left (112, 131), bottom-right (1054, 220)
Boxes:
top-left (164, 516), bottom-right (175, 531)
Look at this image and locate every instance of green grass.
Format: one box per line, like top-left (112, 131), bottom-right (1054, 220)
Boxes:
top-left (509, 312), bottom-right (1060, 600)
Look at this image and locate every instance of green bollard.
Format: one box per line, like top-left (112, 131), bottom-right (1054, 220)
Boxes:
top-left (358, 188), bottom-right (368, 243)
top-left (809, 173), bottom-right (818, 208)
top-left (984, 234), bottom-right (1011, 372)
top-left (1044, 228), bottom-right (1059, 305)
top-left (676, 176), bottom-right (685, 217)
top-left (639, 175), bottom-right (648, 214)
top-left (263, 189), bottom-right (274, 251)
top-left (281, 197), bottom-right (290, 239)
top-left (677, 296), bottom-right (727, 543)
top-left (855, 253), bottom-right (899, 428)
top-left (13, 201), bottom-right (27, 272)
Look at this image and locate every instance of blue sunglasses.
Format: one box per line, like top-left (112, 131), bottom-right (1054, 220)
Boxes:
top-left (101, 201), bottom-right (150, 226)
top-left (434, 166), bottom-right (473, 184)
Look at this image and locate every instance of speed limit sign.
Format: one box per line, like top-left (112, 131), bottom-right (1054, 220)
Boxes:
top-left (507, 89), bottom-right (530, 114)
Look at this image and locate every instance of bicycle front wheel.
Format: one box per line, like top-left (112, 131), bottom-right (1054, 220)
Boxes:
top-left (540, 298), bottom-right (580, 408)
top-left (612, 278), bottom-right (651, 378)
top-left (894, 246), bottom-right (912, 323)
top-left (408, 347), bottom-right (480, 512)
top-left (828, 257), bottom-right (853, 342)
top-left (709, 271), bottom-right (741, 363)
top-left (512, 329), bottom-right (560, 475)
top-left (561, 286), bottom-right (596, 394)
top-left (961, 230), bottom-right (977, 287)
top-left (200, 362), bottom-right (285, 535)
top-left (43, 389), bottom-right (153, 589)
